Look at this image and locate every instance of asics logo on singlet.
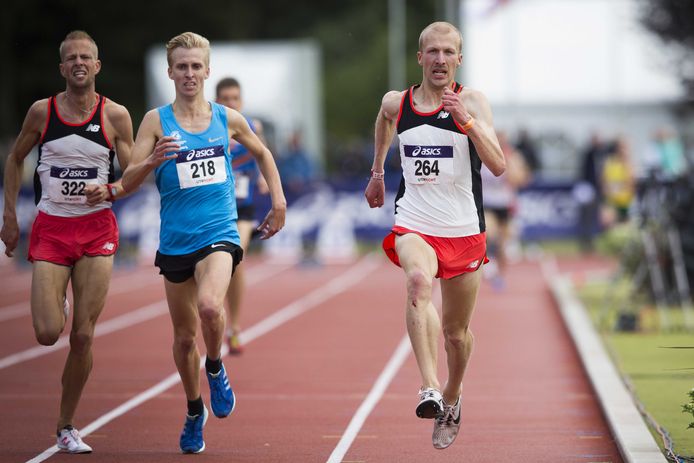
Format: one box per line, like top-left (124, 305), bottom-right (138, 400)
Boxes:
top-left (404, 145), bottom-right (454, 158)
top-left (185, 148), bottom-right (217, 161)
top-left (59, 168), bottom-right (90, 178)
top-left (169, 131), bottom-right (188, 149)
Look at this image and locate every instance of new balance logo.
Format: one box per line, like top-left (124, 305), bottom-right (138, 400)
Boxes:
top-left (85, 124), bottom-right (100, 132)
top-left (437, 111), bottom-right (450, 119)
top-left (102, 242), bottom-right (115, 251)
top-left (466, 260), bottom-right (479, 269)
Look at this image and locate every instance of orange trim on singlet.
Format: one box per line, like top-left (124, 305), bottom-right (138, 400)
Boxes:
top-left (408, 86), bottom-right (444, 117)
top-left (400, 82), bottom-right (467, 131)
top-left (407, 81), bottom-right (460, 117)
top-left (395, 89), bottom-right (408, 128)
top-left (99, 96), bottom-right (113, 150)
top-left (53, 92), bottom-right (101, 127)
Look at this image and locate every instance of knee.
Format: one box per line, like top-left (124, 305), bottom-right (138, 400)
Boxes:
top-left (198, 306), bottom-right (223, 326)
top-left (69, 331), bottom-right (94, 355)
top-left (443, 326), bottom-right (473, 350)
top-left (197, 299), bottom-right (224, 326)
top-left (35, 328), bottom-right (61, 346)
top-left (173, 333), bottom-right (197, 353)
top-left (405, 269), bottom-right (432, 306)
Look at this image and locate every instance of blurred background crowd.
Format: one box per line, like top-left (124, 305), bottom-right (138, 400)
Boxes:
top-left (2, 0), bottom-right (694, 289)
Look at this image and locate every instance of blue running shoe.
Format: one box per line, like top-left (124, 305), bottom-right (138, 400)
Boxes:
top-left (180, 405), bottom-right (208, 454)
top-left (206, 364), bottom-right (236, 418)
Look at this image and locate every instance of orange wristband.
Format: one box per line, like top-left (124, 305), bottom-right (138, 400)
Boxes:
top-left (460, 117), bottom-right (475, 133)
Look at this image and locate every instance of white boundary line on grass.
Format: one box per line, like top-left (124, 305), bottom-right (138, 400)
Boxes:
top-left (26, 255), bottom-right (381, 463)
top-left (542, 256), bottom-right (667, 463)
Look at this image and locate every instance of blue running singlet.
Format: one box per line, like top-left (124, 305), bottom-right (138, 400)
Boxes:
top-left (155, 102), bottom-right (240, 255)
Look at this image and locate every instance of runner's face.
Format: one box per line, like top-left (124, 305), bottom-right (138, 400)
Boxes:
top-left (417, 30), bottom-right (461, 88)
top-left (216, 87), bottom-right (242, 111)
top-left (59, 39), bottom-right (101, 90)
top-left (168, 47), bottom-right (209, 97)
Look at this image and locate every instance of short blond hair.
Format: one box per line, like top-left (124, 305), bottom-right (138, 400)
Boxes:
top-left (418, 22), bottom-right (463, 54)
top-left (59, 30), bottom-right (98, 61)
top-left (166, 32), bottom-right (210, 66)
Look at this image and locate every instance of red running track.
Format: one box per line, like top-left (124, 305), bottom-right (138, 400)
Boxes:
top-left (0, 253), bottom-right (624, 463)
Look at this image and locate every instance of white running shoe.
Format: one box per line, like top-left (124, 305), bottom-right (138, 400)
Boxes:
top-left (432, 397), bottom-right (462, 449)
top-left (416, 387), bottom-right (444, 419)
top-left (57, 427), bottom-right (92, 453)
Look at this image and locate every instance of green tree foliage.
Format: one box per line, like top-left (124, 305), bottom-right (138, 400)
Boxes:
top-left (640, 0), bottom-right (694, 97)
top-left (1, 1), bottom-right (438, 156)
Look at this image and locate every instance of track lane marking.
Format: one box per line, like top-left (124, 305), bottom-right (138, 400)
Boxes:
top-left (325, 335), bottom-right (410, 463)
top-left (0, 262), bottom-right (292, 369)
top-left (26, 255), bottom-right (381, 463)
top-left (0, 260), bottom-right (286, 322)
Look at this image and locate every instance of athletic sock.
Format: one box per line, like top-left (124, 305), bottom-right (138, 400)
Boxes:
top-left (205, 356), bottom-right (223, 375)
top-left (57, 424), bottom-right (74, 437)
top-left (187, 396), bottom-right (204, 417)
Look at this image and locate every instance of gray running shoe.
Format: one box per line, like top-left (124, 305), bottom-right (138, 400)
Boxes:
top-left (432, 397), bottom-right (461, 449)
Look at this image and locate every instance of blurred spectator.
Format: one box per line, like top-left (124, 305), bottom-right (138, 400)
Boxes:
top-left (515, 128), bottom-right (541, 176)
top-left (649, 127), bottom-right (688, 179)
top-left (482, 131), bottom-right (531, 290)
top-left (577, 132), bottom-right (608, 252)
top-left (278, 130), bottom-right (316, 197)
top-left (601, 136), bottom-right (635, 225)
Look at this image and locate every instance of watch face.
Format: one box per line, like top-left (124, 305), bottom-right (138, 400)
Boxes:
top-left (110, 186), bottom-right (118, 197)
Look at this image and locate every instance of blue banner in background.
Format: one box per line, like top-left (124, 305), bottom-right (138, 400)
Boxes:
top-left (1, 179), bottom-right (584, 264)
top-left (516, 180), bottom-right (584, 240)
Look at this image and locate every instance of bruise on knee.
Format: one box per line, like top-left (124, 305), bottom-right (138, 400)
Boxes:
top-left (406, 269), bottom-right (432, 308)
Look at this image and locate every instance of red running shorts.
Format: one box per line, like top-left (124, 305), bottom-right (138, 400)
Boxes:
top-left (28, 209), bottom-right (119, 266)
top-left (382, 226), bottom-right (489, 279)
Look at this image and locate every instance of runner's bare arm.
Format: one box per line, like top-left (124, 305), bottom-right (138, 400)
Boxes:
top-left (251, 118), bottom-right (269, 194)
top-left (85, 102), bottom-right (135, 204)
top-left (121, 109), bottom-right (177, 193)
top-left (1, 100), bottom-right (47, 257)
top-left (443, 88), bottom-right (505, 176)
top-left (365, 90), bottom-right (402, 208)
top-left (228, 109), bottom-right (286, 238)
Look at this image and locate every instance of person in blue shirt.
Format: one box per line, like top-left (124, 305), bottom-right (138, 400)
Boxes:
top-left (121, 32), bottom-right (286, 454)
top-left (215, 77), bottom-right (269, 355)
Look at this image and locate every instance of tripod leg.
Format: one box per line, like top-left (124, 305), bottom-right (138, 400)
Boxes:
top-left (667, 228), bottom-right (694, 330)
top-left (641, 229), bottom-right (671, 330)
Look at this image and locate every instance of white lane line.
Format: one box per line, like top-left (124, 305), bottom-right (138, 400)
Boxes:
top-left (244, 262), bottom-right (292, 285)
top-left (0, 303), bottom-right (29, 323)
top-left (241, 256), bottom-right (380, 344)
top-left (0, 301), bottom-right (169, 371)
top-left (26, 372), bottom-right (182, 463)
top-left (0, 260), bottom-right (287, 322)
top-left (26, 256), bottom-right (381, 463)
top-left (326, 335), bottom-right (411, 463)
top-left (0, 276), bottom-right (160, 323)
top-left (0, 262), bottom-right (292, 368)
